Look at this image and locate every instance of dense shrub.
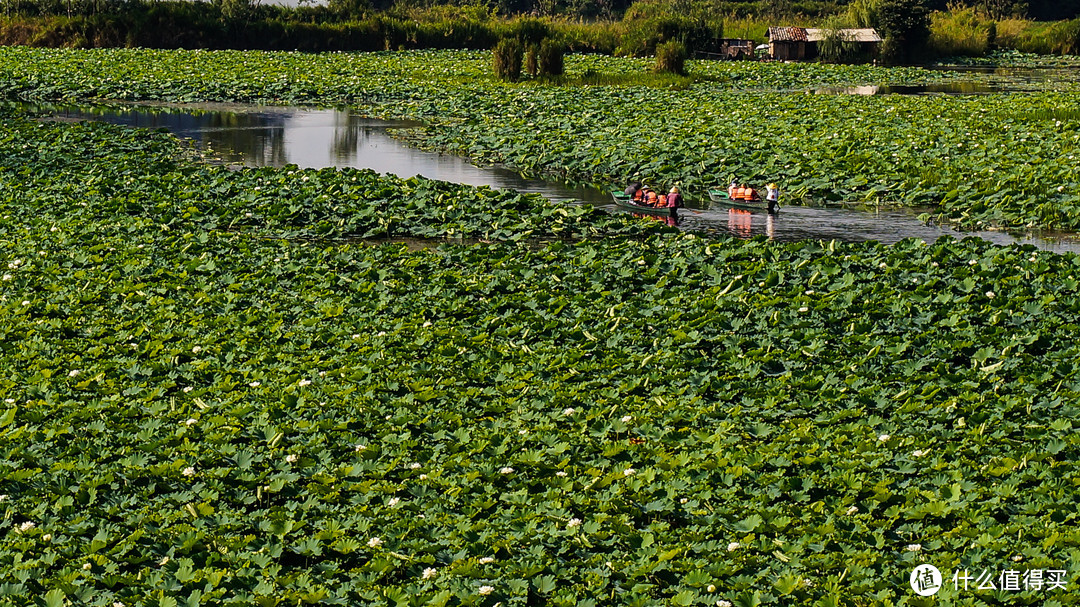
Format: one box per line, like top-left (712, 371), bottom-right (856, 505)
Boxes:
top-left (492, 37), bottom-right (523, 81)
top-left (654, 40), bottom-right (687, 74)
top-left (537, 37), bottom-right (565, 76)
top-left (524, 42), bottom-right (538, 76)
top-left (616, 0), bottom-right (723, 56)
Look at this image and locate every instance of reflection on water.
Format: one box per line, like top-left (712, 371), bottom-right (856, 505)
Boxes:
top-left (29, 102), bottom-right (1080, 253)
top-left (37, 102), bottom-right (615, 205)
top-left (813, 82), bottom-right (1010, 95)
top-left (814, 66), bottom-right (1080, 96)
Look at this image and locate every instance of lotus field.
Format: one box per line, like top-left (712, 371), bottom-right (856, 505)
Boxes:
top-left (0, 50), bottom-right (1079, 606)
top-left (1, 48), bottom-right (1080, 230)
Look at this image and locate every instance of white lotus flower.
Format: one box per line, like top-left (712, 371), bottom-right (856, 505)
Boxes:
top-left (409, 463), bottom-right (421, 470)
top-left (556, 471), bottom-right (568, 477)
top-left (183, 418), bottom-right (197, 426)
top-left (159, 556), bottom-right (170, 566)
top-left (422, 567), bottom-right (437, 580)
top-left (18, 521), bottom-right (35, 532)
top-left (727, 542), bottom-right (740, 551)
top-left (623, 468), bottom-right (636, 476)
top-left (285, 454), bottom-right (298, 463)
top-left (500, 467), bottom-right (514, 474)
top-left (249, 381), bottom-right (261, 388)
top-left (479, 557), bottom-right (495, 564)
top-left (563, 407), bottom-right (575, 416)
top-left (298, 379), bottom-right (311, 387)
top-left (478, 586), bottom-right (494, 596)
top-left (567, 518), bottom-right (582, 529)
top-left (621, 415), bottom-right (633, 423)
top-left (367, 537), bottom-right (383, 548)
top-left (846, 506), bottom-right (859, 515)
top-left (68, 370), bottom-right (80, 378)
top-left (182, 467), bottom-right (195, 477)
top-left (878, 434), bottom-right (890, 442)
top-left (388, 497), bottom-right (400, 507)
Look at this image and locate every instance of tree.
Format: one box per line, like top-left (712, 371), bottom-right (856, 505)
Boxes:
top-left (875, 0), bottom-right (930, 64)
top-left (980, 0), bottom-right (1028, 19)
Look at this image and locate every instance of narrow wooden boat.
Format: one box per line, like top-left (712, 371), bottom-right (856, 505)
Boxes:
top-left (611, 191), bottom-right (677, 217)
top-left (708, 189), bottom-right (778, 212)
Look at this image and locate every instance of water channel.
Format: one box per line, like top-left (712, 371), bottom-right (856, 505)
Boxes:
top-left (31, 101), bottom-right (1080, 254)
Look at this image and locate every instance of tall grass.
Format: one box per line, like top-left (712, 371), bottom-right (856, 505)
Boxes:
top-left (1006, 19), bottom-right (1080, 55)
top-left (928, 5), bottom-right (1080, 58)
top-left (928, 5), bottom-right (995, 57)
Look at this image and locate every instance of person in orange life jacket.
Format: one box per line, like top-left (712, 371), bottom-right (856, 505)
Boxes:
top-left (734, 183), bottom-right (760, 201)
top-left (645, 188), bottom-right (661, 207)
top-left (667, 186), bottom-right (683, 208)
top-left (633, 185), bottom-right (647, 203)
top-left (624, 180), bottom-right (643, 198)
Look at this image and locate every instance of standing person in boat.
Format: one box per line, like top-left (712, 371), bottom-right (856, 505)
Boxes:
top-left (667, 186), bottom-right (683, 208)
top-left (765, 182), bottom-right (780, 213)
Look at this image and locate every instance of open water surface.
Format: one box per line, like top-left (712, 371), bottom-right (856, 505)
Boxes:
top-left (32, 102), bottom-right (1080, 253)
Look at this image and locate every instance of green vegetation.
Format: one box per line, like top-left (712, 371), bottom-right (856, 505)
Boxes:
top-left (2, 106), bottom-right (1080, 605)
top-left (1, 0), bottom-right (1080, 60)
top-left (493, 38), bottom-right (524, 82)
top-left (654, 41), bottom-right (689, 74)
top-left (0, 48), bottom-right (1076, 230)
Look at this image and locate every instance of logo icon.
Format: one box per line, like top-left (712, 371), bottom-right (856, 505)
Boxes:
top-left (911, 564), bottom-right (942, 596)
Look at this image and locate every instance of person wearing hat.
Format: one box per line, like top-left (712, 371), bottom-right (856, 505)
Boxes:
top-left (666, 185), bottom-right (683, 209)
top-left (644, 186), bottom-right (661, 207)
top-left (765, 182), bottom-right (780, 213)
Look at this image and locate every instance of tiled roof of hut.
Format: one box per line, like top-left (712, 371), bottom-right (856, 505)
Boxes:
top-left (767, 27), bottom-right (809, 42)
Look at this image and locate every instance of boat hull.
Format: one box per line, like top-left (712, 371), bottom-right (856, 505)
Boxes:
top-left (708, 190), bottom-right (775, 212)
top-left (611, 192), bottom-right (677, 216)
